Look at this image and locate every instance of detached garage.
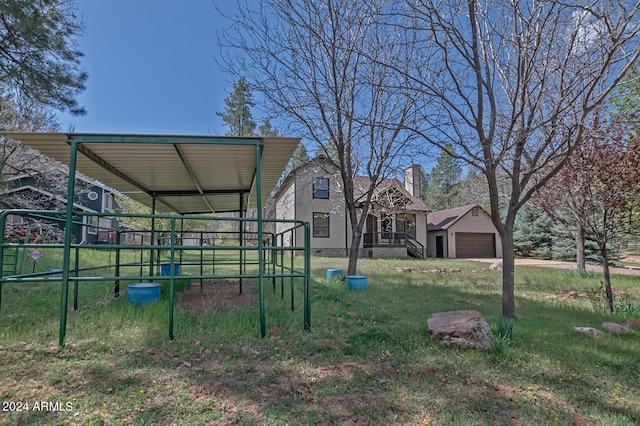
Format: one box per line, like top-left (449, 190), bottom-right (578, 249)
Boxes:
top-left (427, 205), bottom-right (502, 258)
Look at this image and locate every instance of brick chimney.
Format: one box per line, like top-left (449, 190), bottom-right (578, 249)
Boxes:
top-left (404, 164), bottom-right (420, 197)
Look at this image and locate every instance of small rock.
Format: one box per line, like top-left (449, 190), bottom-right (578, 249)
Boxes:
top-left (396, 267), bottom-right (412, 273)
top-left (573, 327), bottom-right (603, 338)
top-left (489, 262), bottom-right (503, 271)
top-left (624, 318), bottom-right (640, 330)
top-left (601, 322), bottom-right (634, 334)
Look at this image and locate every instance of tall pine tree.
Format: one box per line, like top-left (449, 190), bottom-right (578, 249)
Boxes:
top-left (285, 143), bottom-right (309, 173)
top-left (216, 77), bottom-right (257, 136)
top-left (0, 0), bottom-right (87, 115)
top-left (425, 145), bottom-right (462, 211)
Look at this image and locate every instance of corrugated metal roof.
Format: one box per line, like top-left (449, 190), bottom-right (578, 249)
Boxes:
top-left (5, 133), bottom-right (300, 214)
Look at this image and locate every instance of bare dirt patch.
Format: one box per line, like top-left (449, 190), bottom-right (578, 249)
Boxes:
top-left (178, 280), bottom-right (256, 313)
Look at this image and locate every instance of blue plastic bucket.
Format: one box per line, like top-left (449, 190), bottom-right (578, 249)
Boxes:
top-left (160, 263), bottom-right (181, 276)
top-left (326, 268), bottom-right (344, 281)
top-left (347, 275), bottom-right (368, 291)
top-left (127, 282), bottom-right (161, 305)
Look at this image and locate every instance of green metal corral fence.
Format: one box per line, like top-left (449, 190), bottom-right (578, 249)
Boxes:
top-left (0, 209), bottom-right (310, 345)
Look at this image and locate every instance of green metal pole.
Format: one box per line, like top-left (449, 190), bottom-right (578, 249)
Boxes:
top-left (273, 233), bottom-right (279, 296)
top-left (139, 234), bottom-right (144, 280)
top-left (290, 228), bottom-right (295, 311)
top-left (239, 192), bottom-right (244, 295)
top-left (279, 233), bottom-right (284, 297)
top-left (304, 222), bottom-right (311, 332)
top-left (256, 143), bottom-right (265, 337)
top-left (200, 232), bottom-right (204, 292)
top-left (73, 246), bottom-right (79, 311)
top-left (179, 216), bottom-right (184, 266)
top-left (0, 212), bottom-right (5, 312)
top-left (60, 138), bottom-right (79, 346)
top-left (115, 230), bottom-right (121, 297)
top-left (149, 196), bottom-right (156, 277)
top-left (168, 217), bottom-right (176, 340)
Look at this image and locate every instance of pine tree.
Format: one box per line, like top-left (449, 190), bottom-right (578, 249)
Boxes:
top-left (285, 143), bottom-right (309, 173)
top-left (419, 165), bottom-right (430, 204)
top-left (513, 205), bottom-right (554, 259)
top-left (425, 146), bottom-right (462, 211)
top-left (216, 77), bottom-right (257, 136)
top-left (258, 119), bottom-right (279, 137)
top-left (0, 0), bottom-right (87, 115)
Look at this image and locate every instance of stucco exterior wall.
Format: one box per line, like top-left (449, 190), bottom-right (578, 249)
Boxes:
top-left (447, 210), bottom-right (502, 258)
top-left (293, 164), bottom-right (347, 251)
top-left (275, 161), bottom-right (430, 258)
top-left (414, 212), bottom-right (427, 254)
top-left (275, 178), bottom-right (297, 246)
top-left (426, 230), bottom-right (448, 258)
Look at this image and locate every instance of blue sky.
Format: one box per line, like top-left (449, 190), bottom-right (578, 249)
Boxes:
top-left (57, 0), bottom-right (236, 135)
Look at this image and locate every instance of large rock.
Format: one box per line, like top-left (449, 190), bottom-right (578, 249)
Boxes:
top-left (602, 322), bottom-right (634, 334)
top-left (624, 318), bottom-right (640, 330)
top-left (427, 310), bottom-right (494, 349)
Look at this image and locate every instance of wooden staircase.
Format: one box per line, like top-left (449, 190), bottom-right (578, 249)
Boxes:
top-left (407, 237), bottom-right (424, 259)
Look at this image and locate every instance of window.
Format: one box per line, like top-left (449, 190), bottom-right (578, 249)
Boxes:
top-left (313, 178), bottom-right (329, 199)
top-left (87, 216), bottom-right (98, 235)
top-left (396, 213), bottom-right (416, 238)
top-left (472, 207), bottom-right (479, 216)
top-left (104, 193), bottom-right (114, 211)
top-left (313, 212), bottom-right (330, 238)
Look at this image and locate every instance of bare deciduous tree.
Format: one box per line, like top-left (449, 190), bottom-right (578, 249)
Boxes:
top-left (1, 93), bottom-right (81, 241)
top-left (405, 0), bottom-right (640, 318)
top-left (217, 0), bottom-right (421, 274)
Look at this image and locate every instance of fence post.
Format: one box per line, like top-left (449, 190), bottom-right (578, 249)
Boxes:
top-left (59, 138), bottom-right (78, 346)
top-left (115, 230), bottom-right (121, 298)
top-left (304, 222), bottom-right (311, 332)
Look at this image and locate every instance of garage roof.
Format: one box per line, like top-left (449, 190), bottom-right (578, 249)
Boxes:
top-left (6, 133), bottom-right (300, 214)
top-left (427, 204), bottom-right (481, 231)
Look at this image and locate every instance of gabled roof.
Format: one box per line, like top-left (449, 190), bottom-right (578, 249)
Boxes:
top-left (427, 204), bottom-right (486, 231)
top-left (353, 176), bottom-right (430, 212)
top-left (274, 157), bottom-right (430, 212)
top-left (274, 156), bottom-right (336, 199)
top-left (5, 133), bottom-right (300, 214)
top-left (4, 172), bottom-right (118, 193)
top-left (0, 185), bottom-right (94, 212)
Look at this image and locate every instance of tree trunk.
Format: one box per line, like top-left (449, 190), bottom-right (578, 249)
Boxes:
top-left (601, 246), bottom-right (614, 313)
top-left (348, 231), bottom-right (363, 276)
top-left (500, 229), bottom-right (516, 318)
top-left (575, 225), bottom-right (586, 272)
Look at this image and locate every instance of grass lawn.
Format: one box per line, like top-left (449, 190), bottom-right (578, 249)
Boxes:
top-left (1, 255), bottom-right (639, 425)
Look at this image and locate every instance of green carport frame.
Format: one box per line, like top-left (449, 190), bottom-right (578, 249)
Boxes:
top-left (0, 133), bottom-right (310, 345)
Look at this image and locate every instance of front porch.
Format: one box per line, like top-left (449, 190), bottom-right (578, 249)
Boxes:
top-left (362, 231), bottom-right (424, 259)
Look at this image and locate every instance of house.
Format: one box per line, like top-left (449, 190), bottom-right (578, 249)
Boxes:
top-left (274, 158), bottom-right (430, 258)
top-left (0, 174), bottom-right (131, 244)
top-left (427, 204), bottom-right (502, 258)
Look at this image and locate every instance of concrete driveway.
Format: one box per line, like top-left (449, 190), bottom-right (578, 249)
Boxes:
top-left (465, 258), bottom-right (640, 277)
